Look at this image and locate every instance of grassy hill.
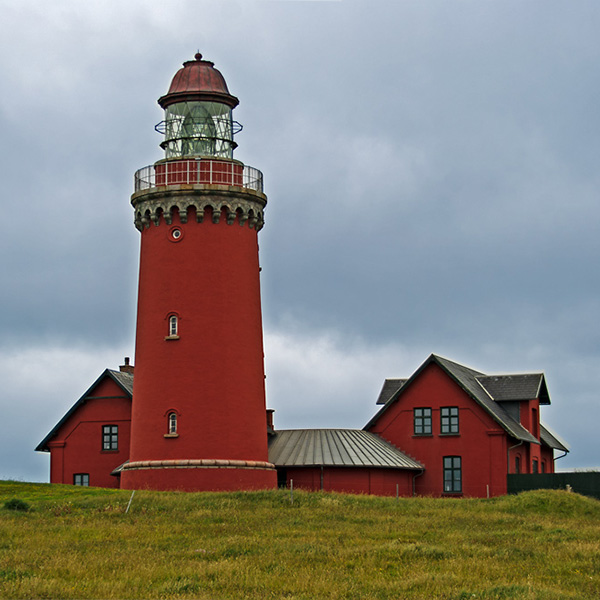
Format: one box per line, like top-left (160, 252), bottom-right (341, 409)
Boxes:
top-left (1, 481), bottom-right (599, 599)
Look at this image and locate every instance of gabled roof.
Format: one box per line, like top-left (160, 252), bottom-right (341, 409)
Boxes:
top-left (376, 379), bottom-right (409, 405)
top-left (365, 354), bottom-right (545, 445)
top-left (540, 425), bottom-right (569, 452)
top-left (477, 374), bottom-right (550, 404)
top-left (268, 429), bottom-right (423, 470)
top-left (35, 369), bottom-right (133, 452)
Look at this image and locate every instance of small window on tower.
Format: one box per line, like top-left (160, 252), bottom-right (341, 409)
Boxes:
top-left (169, 315), bottom-right (178, 336)
top-left (165, 412), bottom-right (179, 438)
top-left (165, 315), bottom-right (180, 340)
top-left (168, 413), bottom-right (177, 434)
top-left (168, 226), bottom-right (184, 242)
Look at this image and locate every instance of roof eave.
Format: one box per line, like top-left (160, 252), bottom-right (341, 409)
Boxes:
top-left (35, 369), bottom-right (133, 452)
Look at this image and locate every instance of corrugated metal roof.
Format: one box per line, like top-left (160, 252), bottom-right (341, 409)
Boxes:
top-left (268, 429), bottom-right (422, 470)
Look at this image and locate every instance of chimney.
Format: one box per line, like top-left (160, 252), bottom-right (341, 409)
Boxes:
top-left (266, 409), bottom-right (274, 432)
top-left (119, 357), bottom-right (134, 374)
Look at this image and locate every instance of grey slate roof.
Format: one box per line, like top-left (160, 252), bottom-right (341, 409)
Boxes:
top-left (268, 429), bottom-right (423, 470)
top-left (35, 369), bottom-right (133, 452)
top-left (477, 374), bottom-right (550, 404)
top-left (110, 370), bottom-right (134, 395)
top-left (365, 354), bottom-right (553, 445)
top-left (376, 379), bottom-right (409, 405)
top-left (540, 425), bottom-right (569, 452)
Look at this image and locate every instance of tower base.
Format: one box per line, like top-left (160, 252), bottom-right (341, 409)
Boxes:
top-left (120, 459), bottom-right (277, 492)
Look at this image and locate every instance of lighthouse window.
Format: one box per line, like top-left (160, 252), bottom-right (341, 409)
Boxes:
top-left (162, 101), bottom-right (235, 159)
top-left (169, 315), bottom-right (178, 336)
top-left (168, 413), bottom-right (178, 435)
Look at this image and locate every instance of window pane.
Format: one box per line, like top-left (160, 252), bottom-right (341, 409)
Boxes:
top-left (102, 425), bottom-right (118, 450)
top-left (443, 456), bottom-right (461, 493)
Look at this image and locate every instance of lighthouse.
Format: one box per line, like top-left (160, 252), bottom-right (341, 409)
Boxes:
top-left (120, 54), bottom-right (277, 491)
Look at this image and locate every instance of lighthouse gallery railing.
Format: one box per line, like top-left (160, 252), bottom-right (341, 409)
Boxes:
top-left (134, 159), bottom-right (264, 194)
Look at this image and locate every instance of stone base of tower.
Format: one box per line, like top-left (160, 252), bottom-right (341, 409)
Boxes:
top-left (119, 460), bottom-right (277, 492)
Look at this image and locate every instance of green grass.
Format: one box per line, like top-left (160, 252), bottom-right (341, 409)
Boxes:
top-left (1, 481), bottom-right (599, 599)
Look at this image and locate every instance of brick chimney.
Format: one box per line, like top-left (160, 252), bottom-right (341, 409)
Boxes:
top-left (119, 357), bottom-right (134, 374)
top-left (266, 409), bottom-right (274, 432)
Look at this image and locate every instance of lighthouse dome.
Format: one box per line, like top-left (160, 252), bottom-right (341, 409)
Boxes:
top-left (158, 53), bottom-right (239, 109)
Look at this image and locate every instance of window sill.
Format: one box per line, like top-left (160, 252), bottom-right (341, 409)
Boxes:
top-left (164, 433), bottom-right (179, 438)
top-left (164, 335), bottom-right (180, 341)
top-left (439, 433), bottom-right (460, 437)
top-left (413, 434), bottom-right (433, 438)
top-left (101, 450), bottom-right (119, 453)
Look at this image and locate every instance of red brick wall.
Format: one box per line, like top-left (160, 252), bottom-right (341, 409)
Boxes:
top-left (367, 362), bottom-right (509, 497)
top-left (123, 206), bottom-right (275, 491)
top-left (49, 377), bottom-right (131, 488)
top-left (283, 467), bottom-right (415, 496)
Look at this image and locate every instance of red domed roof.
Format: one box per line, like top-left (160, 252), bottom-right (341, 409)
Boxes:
top-left (158, 53), bottom-right (239, 109)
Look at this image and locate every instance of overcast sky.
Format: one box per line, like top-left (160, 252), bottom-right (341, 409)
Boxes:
top-left (1, 0), bottom-right (598, 482)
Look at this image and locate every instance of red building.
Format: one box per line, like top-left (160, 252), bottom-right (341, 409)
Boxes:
top-left (35, 55), bottom-right (568, 497)
top-left (35, 364), bottom-right (134, 489)
top-left (36, 353), bottom-right (567, 497)
top-left (364, 354), bottom-right (568, 497)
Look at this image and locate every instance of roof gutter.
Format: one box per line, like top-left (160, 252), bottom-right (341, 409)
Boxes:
top-left (553, 450), bottom-right (569, 464)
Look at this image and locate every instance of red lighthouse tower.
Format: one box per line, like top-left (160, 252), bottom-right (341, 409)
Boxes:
top-left (120, 54), bottom-right (277, 491)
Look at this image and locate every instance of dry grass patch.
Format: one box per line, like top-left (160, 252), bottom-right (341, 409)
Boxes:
top-left (0, 481), bottom-right (599, 599)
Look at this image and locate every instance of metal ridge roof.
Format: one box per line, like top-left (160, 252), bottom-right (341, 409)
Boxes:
top-left (268, 429), bottom-right (422, 470)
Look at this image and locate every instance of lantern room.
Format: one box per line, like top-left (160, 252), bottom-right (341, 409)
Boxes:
top-left (155, 52), bottom-right (242, 160)
top-left (133, 53), bottom-right (262, 194)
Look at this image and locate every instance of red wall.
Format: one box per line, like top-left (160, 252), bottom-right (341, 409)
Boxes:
top-left (123, 205), bottom-right (275, 491)
top-left (48, 377), bottom-right (131, 488)
top-left (367, 363), bottom-right (509, 497)
top-left (283, 467), bottom-right (415, 496)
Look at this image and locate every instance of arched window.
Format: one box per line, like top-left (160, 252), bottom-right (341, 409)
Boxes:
top-left (168, 412), bottom-right (177, 435)
top-left (169, 315), bottom-right (178, 337)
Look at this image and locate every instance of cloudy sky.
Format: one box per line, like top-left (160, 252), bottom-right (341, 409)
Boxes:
top-left (1, 0), bottom-right (598, 482)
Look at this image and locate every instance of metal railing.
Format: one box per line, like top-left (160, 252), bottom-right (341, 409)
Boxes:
top-left (134, 159), bottom-right (264, 194)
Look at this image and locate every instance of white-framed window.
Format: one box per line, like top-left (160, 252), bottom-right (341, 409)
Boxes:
top-left (74, 473), bottom-right (89, 486)
top-left (169, 315), bottom-right (178, 337)
top-left (168, 412), bottom-right (178, 435)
